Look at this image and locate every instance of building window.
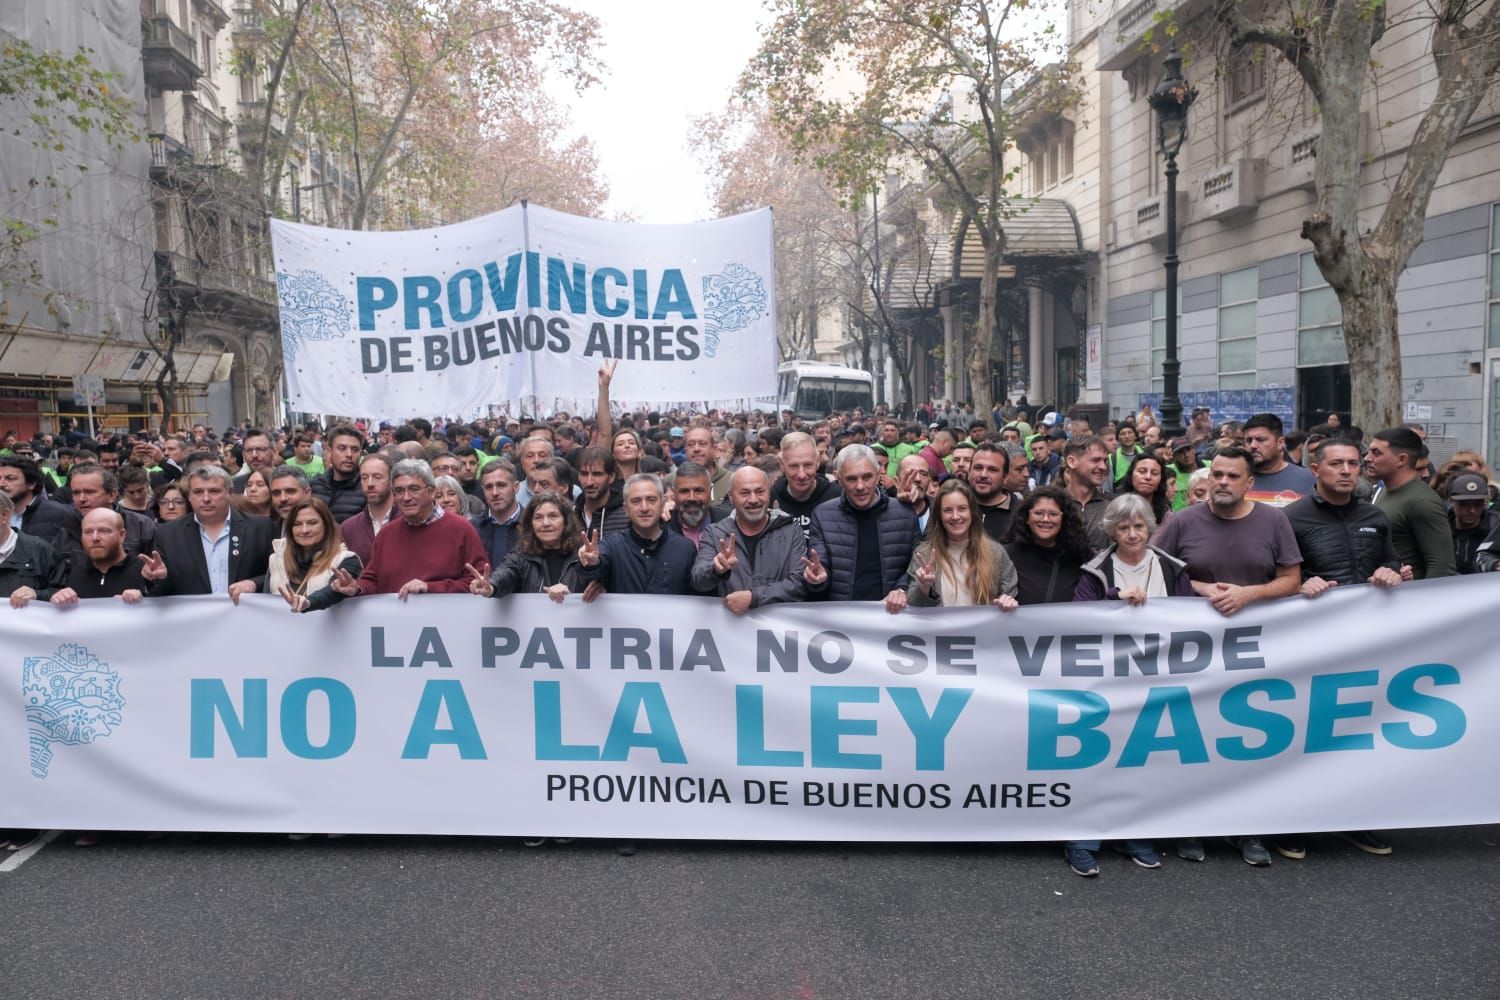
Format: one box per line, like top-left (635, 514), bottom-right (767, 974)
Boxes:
top-left (1026, 127), bottom-right (1075, 193)
top-left (1143, 105), bottom-right (1159, 197)
top-left (1218, 265), bottom-right (1258, 388)
top-left (1489, 203), bottom-right (1500, 349)
top-left (1226, 46), bottom-right (1266, 107)
top-left (1298, 252), bottom-right (1349, 365)
top-left (153, 197), bottom-right (171, 250)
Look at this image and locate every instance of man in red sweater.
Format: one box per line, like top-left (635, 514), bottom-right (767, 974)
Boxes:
top-left (329, 459), bottom-right (488, 600)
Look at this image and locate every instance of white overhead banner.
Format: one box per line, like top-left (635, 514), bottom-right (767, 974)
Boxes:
top-left (3, 580), bottom-right (1496, 840)
top-left (269, 204), bottom-right (777, 416)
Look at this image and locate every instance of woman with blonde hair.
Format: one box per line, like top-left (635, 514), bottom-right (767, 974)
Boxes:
top-left (906, 480), bottom-right (1019, 609)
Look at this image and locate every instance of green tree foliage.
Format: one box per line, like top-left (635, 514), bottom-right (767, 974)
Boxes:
top-left (743, 0), bottom-right (1074, 423)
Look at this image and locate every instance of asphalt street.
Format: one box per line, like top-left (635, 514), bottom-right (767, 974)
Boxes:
top-left (2, 826), bottom-right (1497, 1000)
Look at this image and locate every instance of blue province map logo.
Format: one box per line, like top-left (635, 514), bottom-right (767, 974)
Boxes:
top-left (23, 644), bottom-right (125, 779)
top-left (701, 263), bottom-right (769, 358)
top-left (276, 269), bottom-right (352, 362)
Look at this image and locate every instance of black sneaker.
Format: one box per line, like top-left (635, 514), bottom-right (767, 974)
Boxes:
top-left (1064, 846), bottom-right (1099, 877)
top-left (1175, 837), bottom-right (1205, 862)
top-left (1338, 830), bottom-right (1393, 855)
top-left (1273, 837), bottom-right (1307, 860)
top-left (1233, 836), bottom-right (1272, 866)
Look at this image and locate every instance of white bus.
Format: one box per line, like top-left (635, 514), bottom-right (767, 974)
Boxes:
top-left (777, 361), bottom-right (875, 419)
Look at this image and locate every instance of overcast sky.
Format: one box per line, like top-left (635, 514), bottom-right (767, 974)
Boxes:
top-left (549, 0), bottom-right (768, 223)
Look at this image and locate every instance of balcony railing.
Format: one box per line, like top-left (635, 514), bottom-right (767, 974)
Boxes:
top-left (156, 251), bottom-right (276, 307)
top-left (197, 0), bottom-right (231, 27)
top-left (233, 5), bottom-right (265, 33)
top-left (142, 15), bottom-right (202, 90)
top-left (148, 132), bottom-right (194, 175)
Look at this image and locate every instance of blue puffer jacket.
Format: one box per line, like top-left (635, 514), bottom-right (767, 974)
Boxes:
top-left (808, 490), bottom-right (920, 601)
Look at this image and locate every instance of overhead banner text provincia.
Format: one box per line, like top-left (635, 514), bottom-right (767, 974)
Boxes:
top-left (268, 204), bottom-right (778, 416)
top-left (3, 579), bottom-right (1496, 840)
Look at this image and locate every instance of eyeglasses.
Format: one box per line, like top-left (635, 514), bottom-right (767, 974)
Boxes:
top-left (159, 497), bottom-right (186, 508)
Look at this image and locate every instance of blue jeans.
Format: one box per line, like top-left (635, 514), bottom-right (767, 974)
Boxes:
top-left (1067, 839), bottom-right (1155, 856)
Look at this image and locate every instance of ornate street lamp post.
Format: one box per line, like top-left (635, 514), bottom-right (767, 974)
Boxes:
top-left (1147, 46), bottom-right (1196, 440)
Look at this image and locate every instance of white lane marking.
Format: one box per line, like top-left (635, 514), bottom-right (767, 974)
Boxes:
top-left (0, 830), bottom-right (60, 873)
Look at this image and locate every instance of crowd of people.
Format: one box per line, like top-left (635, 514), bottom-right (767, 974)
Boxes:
top-left (2, 367), bottom-right (1497, 870)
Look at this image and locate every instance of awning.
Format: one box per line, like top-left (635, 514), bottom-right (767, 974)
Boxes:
top-left (0, 330), bottom-right (228, 384)
top-left (950, 198), bottom-right (1085, 280)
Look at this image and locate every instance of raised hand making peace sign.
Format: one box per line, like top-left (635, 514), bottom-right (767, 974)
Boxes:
top-left (712, 534), bottom-right (738, 575)
top-left (330, 565), bottom-right (360, 597)
top-left (800, 548), bottom-right (827, 587)
top-left (913, 548), bottom-right (937, 591)
top-left (138, 550), bottom-right (167, 582)
top-left (466, 562), bottom-right (494, 598)
top-left (578, 528), bottom-right (602, 568)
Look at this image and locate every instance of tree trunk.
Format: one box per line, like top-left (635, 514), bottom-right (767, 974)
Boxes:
top-left (155, 362), bottom-right (178, 435)
top-left (1335, 267), bottom-right (1402, 432)
top-left (966, 238), bottom-right (1000, 429)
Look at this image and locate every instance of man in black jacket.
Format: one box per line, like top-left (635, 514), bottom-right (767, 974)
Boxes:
top-left (1278, 437), bottom-right (1401, 861)
top-left (579, 473), bottom-right (696, 595)
top-left (140, 466), bottom-right (273, 601)
top-left (0, 491), bottom-right (66, 607)
top-left (53, 463), bottom-right (157, 569)
top-left (574, 446), bottom-right (630, 539)
top-left (806, 444), bottom-right (919, 613)
top-left (310, 424), bottom-right (368, 523)
top-left (770, 432), bottom-right (840, 538)
top-left (1445, 472), bottom-right (1500, 574)
top-left (471, 458), bottom-right (522, 569)
top-left (0, 455), bottom-right (78, 545)
top-left (1285, 439), bottom-right (1402, 597)
top-left (50, 508), bottom-right (147, 605)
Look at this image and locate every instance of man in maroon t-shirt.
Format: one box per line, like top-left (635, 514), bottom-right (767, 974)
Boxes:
top-left (1150, 445), bottom-right (1302, 869)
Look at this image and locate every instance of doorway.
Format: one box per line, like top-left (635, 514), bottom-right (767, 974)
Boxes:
top-left (1297, 364), bottom-right (1350, 429)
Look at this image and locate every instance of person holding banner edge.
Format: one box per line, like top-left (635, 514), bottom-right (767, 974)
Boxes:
top-left (1061, 492), bottom-right (1195, 876)
top-left (1151, 446), bottom-right (1303, 866)
top-left (1279, 436), bottom-right (1404, 860)
top-left (905, 479), bottom-right (1019, 611)
top-left (139, 465), bottom-right (273, 602)
top-left (324, 459), bottom-right (488, 602)
top-left (690, 465), bottom-right (809, 613)
top-left (468, 492), bottom-right (591, 601)
top-left (805, 444), bottom-right (920, 614)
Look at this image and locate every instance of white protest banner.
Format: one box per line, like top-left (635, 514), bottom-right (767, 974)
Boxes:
top-left (269, 204), bottom-right (777, 416)
top-left (3, 579), bottom-right (1496, 840)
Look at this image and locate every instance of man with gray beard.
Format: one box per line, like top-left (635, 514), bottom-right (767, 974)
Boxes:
top-left (666, 461), bottom-right (727, 548)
